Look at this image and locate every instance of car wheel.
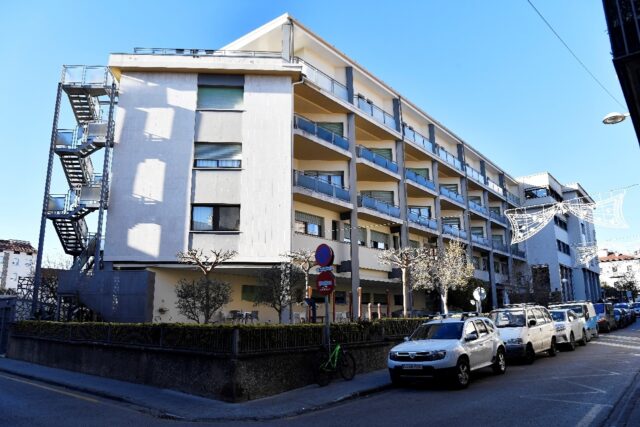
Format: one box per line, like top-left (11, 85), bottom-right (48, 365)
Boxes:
top-left (492, 348), bottom-right (507, 375)
top-left (524, 343), bottom-right (535, 365)
top-left (567, 332), bottom-right (576, 351)
top-left (548, 338), bottom-right (558, 357)
top-left (579, 330), bottom-right (587, 346)
top-left (451, 357), bottom-right (470, 389)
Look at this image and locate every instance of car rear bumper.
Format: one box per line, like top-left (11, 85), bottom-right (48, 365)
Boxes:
top-left (505, 344), bottom-right (527, 358)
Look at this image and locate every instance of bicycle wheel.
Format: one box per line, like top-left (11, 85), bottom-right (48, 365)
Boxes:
top-left (315, 351), bottom-right (333, 387)
top-left (339, 350), bottom-right (356, 381)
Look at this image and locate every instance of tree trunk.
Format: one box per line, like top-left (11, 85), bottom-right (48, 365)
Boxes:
top-left (402, 267), bottom-right (409, 318)
top-left (440, 288), bottom-right (448, 315)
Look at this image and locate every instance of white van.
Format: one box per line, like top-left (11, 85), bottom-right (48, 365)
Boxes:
top-left (490, 304), bottom-right (558, 364)
top-left (549, 301), bottom-right (598, 341)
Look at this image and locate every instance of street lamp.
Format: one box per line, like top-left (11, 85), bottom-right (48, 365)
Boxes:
top-left (602, 112), bottom-right (630, 125)
top-left (561, 278), bottom-right (568, 302)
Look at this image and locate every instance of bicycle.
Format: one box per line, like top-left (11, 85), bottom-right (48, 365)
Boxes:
top-left (315, 342), bottom-right (357, 386)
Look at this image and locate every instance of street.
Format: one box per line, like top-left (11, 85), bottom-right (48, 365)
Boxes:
top-left (1, 321), bottom-right (640, 427)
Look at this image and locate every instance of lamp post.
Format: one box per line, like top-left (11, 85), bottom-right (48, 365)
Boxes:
top-left (561, 278), bottom-right (568, 302)
top-left (602, 112), bottom-right (630, 125)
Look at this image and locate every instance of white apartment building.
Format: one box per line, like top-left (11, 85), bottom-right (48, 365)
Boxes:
top-left (0, 240), bottom-right (36, 291)
top-left (598, 250), bottom-right (640, 290)
top-left (518, 173), bottom-right (601, 302)
top-left (41, 14), bottom-right (543, 322)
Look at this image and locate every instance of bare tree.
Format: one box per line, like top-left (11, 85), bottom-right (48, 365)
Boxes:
top-left (42, 252), bottom-right (73, 270)
top-left (253, 263), bottom-right (304, 323)
top-left (378, 247), bottom-right (431, 317)
top-left (174, 249), bottom-right (237, 323)
top-left (614, 272), bottom-right (638, 301)
top-left (283, 249), bottom-right (316, 293)
top-left (412, 241), bottom-right (474, 314)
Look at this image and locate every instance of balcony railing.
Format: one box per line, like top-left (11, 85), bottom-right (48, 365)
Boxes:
top-left (437, 147), bottom-right (463, 171)
top-left (295, 58), bottom-right (349, 102)
top-left (293, 171), bottom-right (350, 202)
top-left (492, 241), bottom-right (509, 253)
top-left (403, 125), bottom-right (436, 154)
top-left (487, 178), bottom-right (505, 196)
top-left (439, 186), bottom-right (465, 204)
top-left (61, 65), bottom-right (115, 88)
top-left (465, 164), bottom-right (484, 185)
top-left (293, 115), bottom-right (349, 151)
top-left (355, 96), bottom-right (398, 132)
top-left (507, 190), bottom-right (521, 206)
top-left (407, 210), bottom-right (438, 230)
top-left (490, 210), bottom-right (508, 225)
top-left (468, 200), bottom-right (489, 216)
top-left (511, 245), bottom-right (526, 258)
top-left (471, 234), bottom-right (490, 247)
top-left (56, 122), bottom-right (108, 150)
top-left (356, 146), bottom-right (399, 174)
top-left (443, 224), bottom-right (467, 240)
top-left (132, 47), bottom-right (281, 58)
top-left (405, 169), bottom-right (436, 191)
top-left (358, 194), bottom-right (401, 218)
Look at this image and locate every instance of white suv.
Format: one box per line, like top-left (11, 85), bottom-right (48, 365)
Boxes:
top-left (388, 315), bottom-right (507, 389)
top-left (490, 304), bottom-right (557, 364)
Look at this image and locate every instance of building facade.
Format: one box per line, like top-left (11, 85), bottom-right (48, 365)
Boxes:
top-left (0, 240), bottom-right (36, 291)
top-left (518, 173), bottom-right (602, 302)
top-left (598, 250), bottom-right (640, 294)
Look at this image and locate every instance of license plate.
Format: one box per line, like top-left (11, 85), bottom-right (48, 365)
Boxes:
top-left (402, 364), bottom-right (423, 370)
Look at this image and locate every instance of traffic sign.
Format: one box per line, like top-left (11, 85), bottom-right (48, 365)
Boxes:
top-left (315, 244), bottom-right (334, 267)
top-left (316, 270), bottom-right (335, 296)
top-left (473, 287), bottom-right (487, 301)
top-left (317, 266), bottom-right (333, 272)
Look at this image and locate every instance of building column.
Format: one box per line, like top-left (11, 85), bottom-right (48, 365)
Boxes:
top-left (457, 143), bottom-right (472, 258)
top-left (347, 111), bottom-right (359, 320)
top-left (429, 124), bottom-right (443, 249)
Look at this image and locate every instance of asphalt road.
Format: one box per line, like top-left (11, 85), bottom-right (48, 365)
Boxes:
top-left (1, 321), bottom-right (640, 427)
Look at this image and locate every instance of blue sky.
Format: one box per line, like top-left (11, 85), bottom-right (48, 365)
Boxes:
top-left (0, 0), bottom-right (638, 259)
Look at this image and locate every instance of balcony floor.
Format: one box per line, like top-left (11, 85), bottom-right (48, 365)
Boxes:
top-left (293, 188), bottom-right (353, 213)
top-left (293, 131), bottom-right (351, 161)
top-left (356, 161), bottom-right (400, 182)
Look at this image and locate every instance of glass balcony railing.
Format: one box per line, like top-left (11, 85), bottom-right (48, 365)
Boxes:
top-left (293, 115), bottom-right (349, 151)
top-left (471, 234), bottom-right (490, 247)
top-left (507, 190), bottom-right (521, 206)
top-left (61, 65), bottom-right (115, 88)
top-left (487, 178), bottom-right (505, 196)
top-left (295, 58), bottom-right (349, 102)
top-left (511, 245), bottom-right (526, 258)
top-left (293, 171), bottom-right (351, 202)
top-left (405, 169), bottom-right (436, 191)
top-left (355, 96), bottom-right (398, 132)
top-left (133, 48), bottom-right (281, 58)
top-left (492, 241), bottom-right (509, 253)
top-left (468, 200), bottom-right (489, 216)
top-left (490, 210), bottom-right (508, 225)
top-left (56, 122), bottom-right (108, 150)
top-left (358, 194), bottom-right (401, 218)
top-left (356, 145), bottom-right (399, 174)
top-left (439, 186), bottom-right (465, 204)
top-left (443, 224), bottom-right (467, 240)
top-left (465, 164), bottom-right (484, 185)
top-left (438, 147), bottom-right (463, 171)
top-left (403, 125), bottom-right (436, 154)
top-left (407, 210), bottom-right (438, 230)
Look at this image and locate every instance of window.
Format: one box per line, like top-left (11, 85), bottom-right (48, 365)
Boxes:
top-left (317, 122), bottom-right (344, 136)
top-left (370, 230), bottom-right (390, 250)
top-left (472, 256), bottom-right (480, 269)
top-left (628, 265), bottom-right (633, 272)
top-left (492, 235), bottom-right (504, 244)
top-left (11, 257), bottom-right (19, 266)
top-left (194, 143), bottom-right (241, 168)
top-left (464, 321), bottom-right (477, 336)
top-left (410, 240), bottom-right (420, 249)
top-left (197, 86), bottom-right (243, 110)
top-left (612, 266), bottom-right (618, 273)
top-left (443, 217), bottom-right (461, 229)
top-left (525, 186), bottom-right (562, 202)
top-left (373, 293), bottom-right (387, 304)
top-left (556, 240), bottom-right (570, 255)
top-left (554, 216), bottom-right (568, 231)
top-left (331, 220), bottom-right (339, 241)
top-left (370, 148), bottom-right (392, 160)
top-left (408, 168), bottom-right (430, 180)
top-left (334, 291), bottom-right (347, 304)
top-left (441, 183), bottom-right (459, 194)
top-left (484, 320), bottom-right (495, 332)
top-left (394, 295), bottom-right (403, 305)
top-left (581, 223), bottom-right (586, 235)
top-left (361, 190), bottom-right (394, 205)
top-left (468, 196), bottom-right (483, 205)
top-left (304, 171), bottom-right (344, 188)
top-left (474, 320), bottom-right (489, 336)
top-left (481, 257), bottom-right (488, 271)
top-left (295, 211), bottom-right (324, 237)
top-left (344, 224), bottom-right (366, 246)
top-left (494, 262), bottom-right (501, 274)
top-left (241, 285), bottom-right (261, 302)
top-left (489, 207), bottom-right (502, 216)
top-left (471, 227), bottom-right (485, 237)
top-left (409, 206), bottom-right (431, 218)
top-left (191, 205), bottom-right (240, 231)
top-left (360, 293), bottom-right (371, 304)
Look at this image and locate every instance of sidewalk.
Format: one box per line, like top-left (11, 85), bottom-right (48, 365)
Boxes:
top-left (0, 357), bottom-right (391, 421)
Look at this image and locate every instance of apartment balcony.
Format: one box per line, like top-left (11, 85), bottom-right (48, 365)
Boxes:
top-left (355, 95), bottom-right (398, 134)
top-left (294, 57), bottom-right (350, 105)
top-left (492, 241), bottom-right (509, 254)
top-left (465, 164), bottom-right (485, 187)
top-left (356, 145), bottom-right (400, 181)
top-left (486, 178), bottom-right (505, 199)
top-left (357, 194), bottom-right (401, 225)
top-left (403, 124), bottom-right (437, 157)
top-left (511, 245), bottom-right (526, 259)
top-left (293, 114), bottom-right (351, 160)
top-left (407, 210), bottom-right (438, 235)
top-left (506, 190), bottom-right (521, 207)
top-left (489, 210), bottom-right (508, 226)
top-left (439, 186), bottom-right (465, 208)
top-left (474, 269), bottom-right (490, 282)
top-left (405, 169), bottom-right (437, 197)
top-left (293, 171), bottom-right (352, 212)
top-left (443, 224), bottom-right (468, 240)
top-left (468, 200), bottom-right (489, 217)
top-left (471, 234), bottom-right (491, 248)
top-left (437, 147), bottom-right (464, 173)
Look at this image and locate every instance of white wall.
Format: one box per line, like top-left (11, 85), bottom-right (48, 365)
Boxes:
top-left (0, 251), bottom-right (36, 289)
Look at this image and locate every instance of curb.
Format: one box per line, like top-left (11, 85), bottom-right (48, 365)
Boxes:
top-left (602, 369), bottom-right (640, 427)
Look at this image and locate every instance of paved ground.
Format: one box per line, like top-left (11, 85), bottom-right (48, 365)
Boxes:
top-left (1, 321), bottom-right (640, 427)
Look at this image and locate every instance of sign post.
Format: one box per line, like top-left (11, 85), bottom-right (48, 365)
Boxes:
top-left (315, 244), bottom-right (335, 348)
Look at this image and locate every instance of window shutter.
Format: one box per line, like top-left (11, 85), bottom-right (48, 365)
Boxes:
top-left (295, 211), bottom-right (323, 225)
top-left (409, 168), bottom-right (429, 179)
top-left (361, 190), bottom-right (394, 205)
top-left (370, 148), bottom-right (392, 160)
top-left (317, 122), bottom-right (344, 136)
top-left (195, 143), bottom-right (242, 160)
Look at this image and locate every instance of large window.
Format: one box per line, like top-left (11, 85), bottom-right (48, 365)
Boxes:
top-left (191, 205), bottom-right (240, 231)
top-left (557, 240), bottom-right (571, 255)
top-left (370, 230), bottom-right (390, 250)
top-left (194, 143), bottom-right (241, 168)
top-left (407, 167), bottom-right (430, 180)
top-left (409, 206), bottom-right (431, 218)
top-left (197, 87), bottom-right (243, 110)
top-left (370, 148), bottom-right (393, 160)
top-left (471, 227), bottom-right (485, 237)
top-left (554, 216), bottom-right (568, 231)
top-left (361, 190), bottom-right (394, 205)
top-left (442, 217), bottom-right (461, 229)
top-left (295, 211), bottom-right (324, 237)
top-left (468, 195), bottom-right (483, 205)
top-left (525, 186), bottom-right (563, 202)
top-left (317, 122), bottom-right (344, 136)
top-left (441, 183), bottom-right (459, 194)
top-left (344, 224), bottom-right (366, 246)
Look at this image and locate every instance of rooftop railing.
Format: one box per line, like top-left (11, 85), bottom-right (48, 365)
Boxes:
top-left (468, 199), bottom-right (489, 216)
top-left (405, 169), bottom-right (436, 191)
top-left (294, 58), bottom-right (349, 102)
top-left (465, 164), bottom-right (484, 185)
top-left (61, 65), bottom-right (115, 88)
top-left (407, 210), bottom-right (438, 230)
top-left (403, 125), bottom-right (436, 154)
top-left (439, 186), bottom-right (465, 204)
top-left (356, 146), bottom-right (399, 174)
top-left (471, 234), bottom-right (490, 247)
top-left (293, 171), bottom-right (351, 203)
top-left (293, 115), bottom-right (349, 151)
top-left (487, 178), bottom-right (505, 196)
top-left (443, 224), bottom-right (467, 240)
top-left (437, 147), bottom-right (463, 171)
top-left (355, 95), bottom-right (398, 132)
top-left (132, 48), bottom-right (281, 58)
top-left (358, 195), bottom-right (401, 218)
top-left (507, 190), bottom-right (521, 206)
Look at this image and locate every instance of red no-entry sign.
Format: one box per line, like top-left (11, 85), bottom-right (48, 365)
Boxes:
top-left (316, 270), bottom-right (335, 296)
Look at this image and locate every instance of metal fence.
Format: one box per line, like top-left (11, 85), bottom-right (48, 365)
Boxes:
top-left (0, 297), bottom-right (16, 354)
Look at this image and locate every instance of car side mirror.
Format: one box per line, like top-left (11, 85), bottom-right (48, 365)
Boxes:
top-left (465, 332), bottom-right (478, 342)
top-left (403, 336), bottom-right (409, 342)
top-left (528, 319), bottom-right (537, 327)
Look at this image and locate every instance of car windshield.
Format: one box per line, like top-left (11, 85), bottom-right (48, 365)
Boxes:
top-left (551, 311), bottom-right (566, 321)
top-left (564, 305), bottom-right (584, 316)
top-left (595, 304), bottom-right (605, 314)
top-left (490, 310), bottom-right (526, 327)
top-left (410, 323), bottom-right (463, 340)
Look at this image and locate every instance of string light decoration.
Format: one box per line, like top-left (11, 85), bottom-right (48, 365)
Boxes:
top-left (573, 243), bottom-right (599, 267)
top-left (507, 205), bottom-right (558, 244)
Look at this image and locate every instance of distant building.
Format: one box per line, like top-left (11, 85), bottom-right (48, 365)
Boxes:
top-left (517, 173), bottom-right (602, 302)
top-left (0, 240), bottom-right (36, 290)
top-left (598, 249), bottom-right (640, 289)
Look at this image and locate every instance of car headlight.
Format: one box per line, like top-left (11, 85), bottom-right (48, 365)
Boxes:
top-left (556, 325), bottom-right (566, 331)
top-left (389, 351), bottom-right (398, 360)
top-left (506, 338), bottom-right (523, 345)
top-left (430, 351), bottom-right (447, 361)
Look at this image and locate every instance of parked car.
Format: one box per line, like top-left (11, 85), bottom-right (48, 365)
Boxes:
top-left (490, 304), bottom-right (557, 364)
top-left (388, 314), bottom-right (507, 389)
top-left (619, 308), bottom-right (634, 327)
top-left (615, 303), bottom-right (636, 321)
top-left (550, 309), bottom-right (587, 350)
top-left (614, 308), bottom-right (624, 328)
top-left (631, 302), bottom-right (640, 317)
top-left (594, 303), bottom-right (617, 332)
top-left (549, 302), bottom-right (598, 341)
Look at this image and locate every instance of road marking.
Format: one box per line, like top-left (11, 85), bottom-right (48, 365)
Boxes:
top-left (576, 404), bottom-right (605, 427)
top-left (0, 373), bottom-right (99, 403)
top-left (520, 395), bottom-right (613, 407)
top-left (591, 341), bottom-right (640, 351)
